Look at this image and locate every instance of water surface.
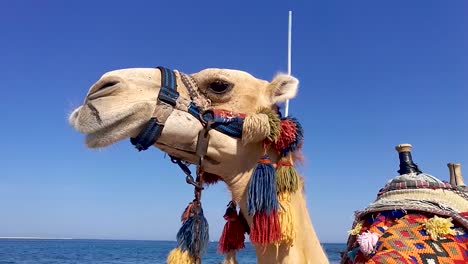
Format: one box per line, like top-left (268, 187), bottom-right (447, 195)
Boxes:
top-left (0, 239), bottom-right (344, 263)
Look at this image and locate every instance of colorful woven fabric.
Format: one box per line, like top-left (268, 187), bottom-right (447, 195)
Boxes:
top-left (377, 180), bottom-right (455, 196)
top-left (355, 172), bottom-right (468, 232)
top-left (344, 211), bottom-right (468, 264)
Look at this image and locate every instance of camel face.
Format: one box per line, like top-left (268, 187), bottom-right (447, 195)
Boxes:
top-left (69, 67), bottom-right (299, 171)
top-left (69, 68), bottom-right (161, 148)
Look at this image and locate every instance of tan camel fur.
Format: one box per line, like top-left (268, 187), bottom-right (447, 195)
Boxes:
top-left (69, 68), bottom-right (329, 264)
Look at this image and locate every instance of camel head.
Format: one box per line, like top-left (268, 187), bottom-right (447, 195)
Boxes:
top-left (69, 67), bottom-right (299, 180)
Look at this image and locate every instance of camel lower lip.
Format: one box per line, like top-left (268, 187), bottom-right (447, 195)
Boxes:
top-left (84, 117), bottom-right (142, 148)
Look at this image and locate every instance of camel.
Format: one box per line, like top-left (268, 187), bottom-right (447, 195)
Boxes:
top-left (69, 67), bottom-right (328, 264)
top-left (69, 66), bottom-right (467, 263)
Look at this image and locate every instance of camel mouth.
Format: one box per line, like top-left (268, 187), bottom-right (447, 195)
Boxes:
top-left (69, 100), bottom-right (154, 148)
top-left (84, 116), bottom-right (145, 148)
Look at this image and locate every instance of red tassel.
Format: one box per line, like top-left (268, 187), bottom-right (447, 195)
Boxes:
top-left (273, 119), bottom-right (297, 152)
top-left (218, 202), bottom-right (245, 254)
top-left (250, 211), bottom-right (281, 245)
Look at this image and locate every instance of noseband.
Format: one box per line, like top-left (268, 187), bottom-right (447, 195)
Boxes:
top-left (130, 66), bottom-right (244, 154)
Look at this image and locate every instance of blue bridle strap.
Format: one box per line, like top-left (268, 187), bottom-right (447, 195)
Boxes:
top-left (188, 103), bottom-right (243, 138)
top-left (131, 67), bottom-right (243, 152)
top-left (130, 67), bottom-right (179, 151)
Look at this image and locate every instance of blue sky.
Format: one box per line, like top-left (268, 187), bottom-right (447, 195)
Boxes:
top-left (0, 0), bottom-right (466, 243)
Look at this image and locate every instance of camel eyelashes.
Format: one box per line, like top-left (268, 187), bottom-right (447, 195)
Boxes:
top-left (208, 80), bottom-right (232, 94)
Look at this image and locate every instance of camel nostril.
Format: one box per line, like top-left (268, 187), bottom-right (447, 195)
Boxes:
top-left (87, 78), bottom-right (122, 101)
top-left (97, 80), bottom-right (119, 91)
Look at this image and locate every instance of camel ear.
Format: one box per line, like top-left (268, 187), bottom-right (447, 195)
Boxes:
top-left (268, 74), bottom-right (299, 103)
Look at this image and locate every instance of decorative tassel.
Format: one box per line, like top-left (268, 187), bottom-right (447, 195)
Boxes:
top-left (247, 155), bottom-right (281, 245)
top-left (167, 248), bottom-right (196, 264)
top-left (257, 108), bottom-right (281, 142)
top-left (250, 211), bottom-right (281, 245)
top-left (273, 118), bottom-right (297, 152)
top-left (276, 157), bottom-right (299, 194)
top-left (276, 117), bottom-right (304, 156)
top-left (181, 202), bottom-right (195, 222)
top-left (218, 201), bottom-right (245, 254)
top-left (278, 193), bottom-right (296, 245)
top-left (286, 117), bottom-right (303, 153)
top-left (176, 202), bottom-right (209, 257)
top-left (247, 155), bottom-right (279, 214)
top-left (242, 113), bottom-right (271, 144)
top-left (247, 155), bottom-right (278, 215)
top-left (357, 231), bottom-right (379, 255)
top-left (422, 215), bottom-right (455, 240)
top-left (348, 221), bottom-right (364, 236)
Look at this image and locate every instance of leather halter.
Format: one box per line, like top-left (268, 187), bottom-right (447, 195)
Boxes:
top-left (130, 67), bottom-right (245, 155)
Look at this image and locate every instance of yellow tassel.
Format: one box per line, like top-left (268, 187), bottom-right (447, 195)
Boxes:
top-left (167, 248), bottom-right (196, 264)
top-left (422, 215), bottom-right (456, 240)
top-left (278, 193), bottom-right (296, 246)
top-left (348, 221), bottom-right (363, 236)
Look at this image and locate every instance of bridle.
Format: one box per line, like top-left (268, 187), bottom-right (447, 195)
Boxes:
top-left (130, 66), bottom-right (247, 187)
top-left (130, 66), bottom-right (245, 154)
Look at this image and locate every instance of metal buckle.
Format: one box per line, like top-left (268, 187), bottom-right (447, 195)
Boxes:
top-left (170, 156), bottom-right (204, 190)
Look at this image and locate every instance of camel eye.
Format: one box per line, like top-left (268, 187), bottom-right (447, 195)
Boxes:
top-left (208, 80), bottom-right (232, 94)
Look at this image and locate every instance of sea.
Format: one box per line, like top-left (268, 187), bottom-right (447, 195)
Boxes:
top-left (0, 239), bottom-right (344, 264)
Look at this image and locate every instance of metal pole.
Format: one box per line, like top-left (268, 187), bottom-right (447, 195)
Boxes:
top-left (285, 11), bottom-right (293, 117)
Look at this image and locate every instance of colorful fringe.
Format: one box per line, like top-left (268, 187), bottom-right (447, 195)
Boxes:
top-left (273, 117), bottom-right (304, 155)
top-left (278, 193), bottom-right (296, 245)
top-left (276, 157), bottom-right (299, 194)
top-left (257, 108), bottom-right (281, 142)
top-left (167, 201), bottom-right (209, 263)
top-left (273, 116), bottom-right (304, 245)
top-left (167, 248), bottom-right (196, 264)
top-left (218, 202), bottom-right (245, 254)
top-left (242, 110), bottom-right (304, 247)
top-left (247, 155), bottom-right (281, 245)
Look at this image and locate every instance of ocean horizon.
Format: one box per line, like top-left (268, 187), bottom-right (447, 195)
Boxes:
top-left (0, 238), bottom-right (344, 263)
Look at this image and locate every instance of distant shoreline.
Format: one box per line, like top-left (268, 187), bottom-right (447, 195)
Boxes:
top-left (0, 237), bottom-right (344, 244)
top-left (0, 237), bottom-right (74, 240)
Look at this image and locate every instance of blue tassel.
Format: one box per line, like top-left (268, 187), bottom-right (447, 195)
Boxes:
top-left (176, 204), bottom-right (209, 257)
top-left (247, 155), bottom-right (279, 215)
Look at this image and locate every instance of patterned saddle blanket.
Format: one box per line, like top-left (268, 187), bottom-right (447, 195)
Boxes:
top-left (342, 211), bottom-right (468, 264)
